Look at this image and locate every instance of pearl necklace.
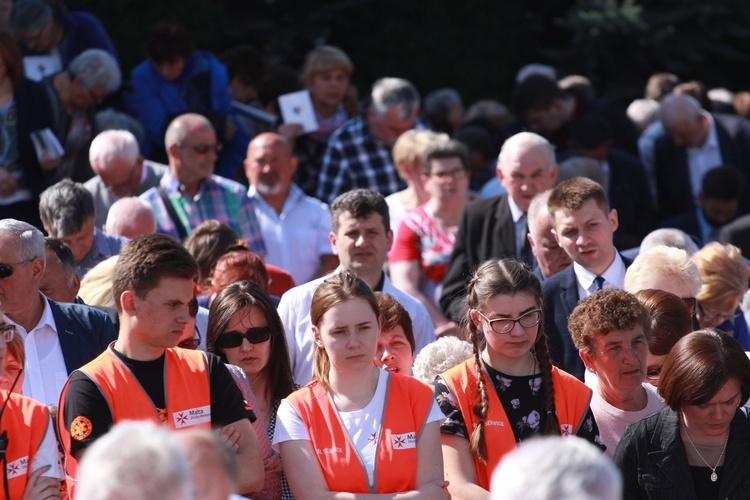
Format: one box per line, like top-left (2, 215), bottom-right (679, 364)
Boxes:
top-left (682, 422), bottom-right (729, 482)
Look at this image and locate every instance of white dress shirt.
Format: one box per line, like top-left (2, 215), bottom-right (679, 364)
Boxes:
top-left (574, 253), bottom-right (627, 300)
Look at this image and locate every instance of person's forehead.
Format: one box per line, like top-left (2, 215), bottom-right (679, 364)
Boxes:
top-left (501, 144), bottom-right (551, 172)
top-left (554, 200), bottom-right (607, 225)
top-left (249, 138), bottom-right (289, 158)
top-left (380, 325), bottom-right (408, 341)
top-left (185, 124), bottom-right (216, 142)
top-left (0, 234), bottom-right (20, 259)
top-left (336, 211), bottom-right (385, 230)
top-left (597, 326), bottom-right (645, 345)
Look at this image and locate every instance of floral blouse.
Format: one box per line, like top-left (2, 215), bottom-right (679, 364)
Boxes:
top-left (435, 360), bottom-right (603, 448)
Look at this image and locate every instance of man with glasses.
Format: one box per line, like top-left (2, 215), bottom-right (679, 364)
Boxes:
top-left (85, 129), bottom-right (167, 229)
top-left (59, 233), bottom-right (264, 497)
top-left (140, 113), bottom-right (265, 256)
top-left (0, 219), bottom-right (117, 407)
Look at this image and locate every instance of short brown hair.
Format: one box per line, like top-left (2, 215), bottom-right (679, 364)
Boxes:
top-left (111, 234), bottom-right (198, 312)
top-left (568, 289), bottom-right (651, 355)
top-left (301, 45), bottom-right (353, 88)
top-left (421, 139), bottom-right (469, 176)
top-left (375, 292), bottom-right (415, 354)
top-left (658, 329), bottom-right (750, 411)
top-left (211, 248), bottom-right (269, 293)
top-left (634, 289), bottom-right (692, 357)
top-left (547, 177), bottom-right (609, 226)
top-left (184, 221), bottom-right (240, 292)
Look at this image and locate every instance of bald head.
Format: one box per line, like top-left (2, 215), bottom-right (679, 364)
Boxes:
top-left (660, 94), bottom-right (710, 148)
top-left (104, 197), bottom-right (157, 239)
top-left (164, 113), bottom-right (213, 149)
top-left (244, 132), bottom-right (298, 203)
top-left (176, 429), bottom-right (237, 500)
top-left (496, 132), bottom-right (558, 211)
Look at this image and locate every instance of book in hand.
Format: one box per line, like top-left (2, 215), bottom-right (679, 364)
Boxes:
top-left (278, 90), bottom-right (318, 134)
top-left (30, 129), bottom-right (64, 164)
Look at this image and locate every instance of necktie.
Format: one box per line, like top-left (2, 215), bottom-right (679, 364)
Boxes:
top-left (520, 213), bottom-right (533, 266)
top-left (594, 275), bottom-right (605, 292)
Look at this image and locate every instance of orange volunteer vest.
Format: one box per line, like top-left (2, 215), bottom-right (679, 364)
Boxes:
top-left (287, 372), bottom-right (434, 494)
top-left (0, 391), bottom-right (51, 500)
top-left (58, 346), bottom-right (212, 496)
top-left (442, 359), bottom-right (593, 490)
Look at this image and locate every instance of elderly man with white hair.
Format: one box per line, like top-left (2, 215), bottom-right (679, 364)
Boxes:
top-left (85, 129), bottom-right (167, 229)
top-left (104, 197), bottom-right (157, 239)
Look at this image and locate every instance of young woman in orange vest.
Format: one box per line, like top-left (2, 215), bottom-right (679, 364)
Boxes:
top-left (436, 259), bottom-right (603, 498)
top-left (274, 271), bottom-right (449, 498)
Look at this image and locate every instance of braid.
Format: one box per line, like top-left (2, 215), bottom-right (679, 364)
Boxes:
top-left (533, 329), bottom-right (560, 435)
top-left (468, 321), bottom-right (490, 463)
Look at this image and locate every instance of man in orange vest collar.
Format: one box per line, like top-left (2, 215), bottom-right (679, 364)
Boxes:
top-left (58, 233), bottom-right (264, 497)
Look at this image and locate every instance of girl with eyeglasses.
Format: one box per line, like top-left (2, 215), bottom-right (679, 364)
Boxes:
top-left (207, 280), bottom-right (294, 499)
top-left (274, 271), bottom-right (449, 499)
top-left (436, 259), bottom-right (602, 498)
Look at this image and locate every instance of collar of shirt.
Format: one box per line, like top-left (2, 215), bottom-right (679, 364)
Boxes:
top-left (573, 252), bottom-right (626, 293)
top-left (161, 171), bottom-right (207, 200)
top-left (507, 194), bottom-right (525, 223)
top-left (7, 293), bottom-right (58, 338)
top-left (248, 183), bottom-right (304, 216)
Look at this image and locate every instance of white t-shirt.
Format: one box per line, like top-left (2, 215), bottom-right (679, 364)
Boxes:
top-left (274, 369), bottom-right (443, 485)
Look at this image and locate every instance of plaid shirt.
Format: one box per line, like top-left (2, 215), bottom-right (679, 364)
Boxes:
top-left (140, 172), bottom-right (266, 255)
top-left (316, 114), bottom-right (408, 204)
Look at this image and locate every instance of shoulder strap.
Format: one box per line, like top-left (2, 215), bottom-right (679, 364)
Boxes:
top-left (157, 186), bottom-right (189, 240)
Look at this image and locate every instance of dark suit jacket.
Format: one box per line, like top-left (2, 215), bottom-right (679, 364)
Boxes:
top-left (607, 148), bottom-right (655, 249)
top-left (613, 407), bottom-right (750, 500)
top-left (654, 113), bottom-right (750, 221)
top-left (719, 213), bottom-right (750, 260)
top-left (49, 299), bottom-right (118, 375)
top-left (661, 210), bottom-right (703, 246)
top-left (542, 256), bottom-right (632, 380)
top-left (440, 194), bottom-right (518, 322)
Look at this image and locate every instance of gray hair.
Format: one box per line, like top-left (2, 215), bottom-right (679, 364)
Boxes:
top-left (490, 436), bottom-right (621, 500)
top-left (498, 132), bottom-right (555, 172)
top-left (412, 336), bottom-right (473, 385)
top-left (557, 156), bottom-right (604, 186)
top-left (527, 189), bottom-right (553, 236)
top-left (640, 228), bottom-right (700, 255)
top-left (45, 237), bottom-right (77, 285)
top-left (0, 219), bottom-right (46, 263)
top-left (624, 245), bottom-right (702, 296)
top-left (77, 421), bottom-right (193, 500)
top-left (95, 109), bottom-right (146, 151)
top-left (39, 179), bottom-right (95, 236)
top-left (68, 49), bottom-right (121, 94)
top-left (424, 88), bottom-right (463, 115)
top-left (89, 129), bottom-right (140, 169)
top-left (106, 197), bottom-right (157, 238)
top-left (9, 0), bottom-right (52, 32)
top-left (370, 77), bottom-right (420, 119)
top-left (627, 98), bottom-right (660, 133)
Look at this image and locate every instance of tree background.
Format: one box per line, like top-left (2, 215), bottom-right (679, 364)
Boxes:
top-left (75, 0), bottom-right (750, 107)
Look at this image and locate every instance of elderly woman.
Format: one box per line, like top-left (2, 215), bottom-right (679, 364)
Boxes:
top-left (568, 289), bottom-right (664, 457)
top-left (614, 330), bottom-right (750, 499)
top-left (691, 242), bottom-right (750, 349)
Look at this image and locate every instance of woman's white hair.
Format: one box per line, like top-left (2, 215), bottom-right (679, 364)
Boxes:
top-left (412, 336), bottom-right (473, 384)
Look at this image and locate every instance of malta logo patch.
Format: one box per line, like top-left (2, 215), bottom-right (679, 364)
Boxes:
top-left (6, 457), bottom-right (28, 478)
top-left (70, 416), bottom-right (93, 441)
top-left (390, 432), bottom-right (417, 449)
top-left (560, 424), bottom-right (573, 436)
top-left (173, 405), bottom-right (211, 429)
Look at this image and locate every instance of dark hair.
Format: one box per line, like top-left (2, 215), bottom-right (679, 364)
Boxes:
top-left (464, 259), bottom-right (559, 463)
top-left (0, 31), bottom-right (23, 89)
top-left (310, 271), bottom-right (379, 388)
top-left (633, 289), bottom-right (692, 357)
top-left (702, 165), bottom-right (743, 201)
top-left (184, 220), bottom-right (240, 292)
top-left (211, 248), bottom-right (269, 293)
top-left (330, 189), bottom-right (390, 234)
top-left (375, 292), bottom-right (415, 354)
top-left (568, 289), bottom-right (651, 355)
top-left (568, 114), bottom-right (613, 151)
top-left (146, 19), bottom-right (196, 64)
top-left (512, 74), bottom-right (568, 115)
top-left (45, 237), bottom-right (77, 280)
top-left (220, 43), bottom-right (265, 87)
top-left (673, 80), bottom-right (712, 111)
top-left (207, 280), bottom-right (294, 403)
top-left (111, 234), bottom-right (198, 312)
top-left (658, 329), bottom-right (750, 411)
top-left (421, 139), bottom-right (469, 176)
top-left (548, 177), bottom-right (610, 226)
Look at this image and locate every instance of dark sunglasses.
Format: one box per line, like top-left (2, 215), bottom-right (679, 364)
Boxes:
top-left (218, 326), bottom-right (272, 348)
top-left (188, 296), bottom-right (199, 318)
top-left (178, 325), bottom-right (202, 350)
top-left (0, 259), bottom-right (32, 279)
top-left (179, 142), bottom-right (222, 155)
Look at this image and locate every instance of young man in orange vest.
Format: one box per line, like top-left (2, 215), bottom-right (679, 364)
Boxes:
top-left (58, 234), bottom-right (264, 497)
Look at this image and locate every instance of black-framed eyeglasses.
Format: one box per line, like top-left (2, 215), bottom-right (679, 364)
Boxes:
top-left (0, 260), bottom-right (33, 279)
top-left (681, 297), bottom-right (697, 315)
top-left (178, 325), bottom-right (201, 350)
top-left (475, 309), bottom-right (542, 335)
top-left (696, 302), bottom-right (741, 324)
top-left (0, 324), bottom-right (14, 343)
top-left (218, 326), bottom-right (272, 348)
top-left (645, 367), bottom-right (661, 381)
top-left (177, 142), bottom-right (222, 155)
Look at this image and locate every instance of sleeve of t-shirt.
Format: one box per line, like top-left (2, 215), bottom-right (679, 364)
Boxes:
top-left (207, 353), bottom-right (257, 427)
top-left (389, 218), bottom-right (421, 263)
top-left (272, 399), bottom-right (311, 445)
top-left (62, 371), bottom-right (115, 456)
top-left (32, 414), bottom-right (65, 479)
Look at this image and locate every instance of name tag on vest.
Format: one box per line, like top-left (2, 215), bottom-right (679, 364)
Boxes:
top-left (173, 405), bottom-right (211, 428)
top-left (6, 456), bottom-right (28, 478)
top-left (391, 432), bottom-right (416, 449)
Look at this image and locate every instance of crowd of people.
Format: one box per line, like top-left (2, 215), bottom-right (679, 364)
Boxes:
top-left (2, 0), bottom-right (750, 499)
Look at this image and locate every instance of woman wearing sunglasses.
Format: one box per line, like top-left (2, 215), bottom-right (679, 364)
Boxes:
top-left (436, 259), bottom-right (602, 498)
top-left (274, 271), bottom-right (449, 498)
top-left (207, 280), bottom-right (295, 499)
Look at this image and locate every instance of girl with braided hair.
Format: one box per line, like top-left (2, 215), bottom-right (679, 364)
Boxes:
top-left (435, 258), bottom-right (602, 498)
